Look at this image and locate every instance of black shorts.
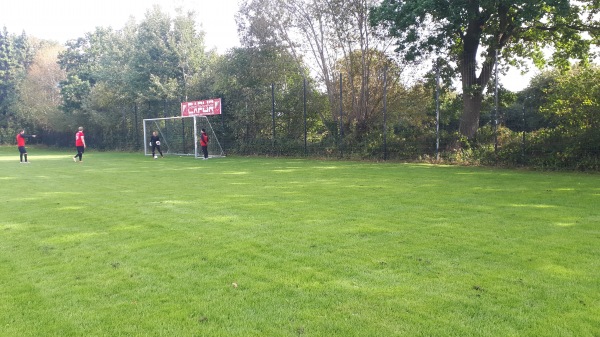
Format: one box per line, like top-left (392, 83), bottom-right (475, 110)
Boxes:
top-left (77, 146), bottom-right (85, 153)
top-left (18, 146), bottom-right (27, 154)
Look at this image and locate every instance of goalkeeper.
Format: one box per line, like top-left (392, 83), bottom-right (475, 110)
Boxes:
top-left (150, 131), bottom-right (164, 158)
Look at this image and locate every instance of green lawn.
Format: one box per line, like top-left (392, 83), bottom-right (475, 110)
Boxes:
top-left (0, 146), bottom-right (598, 336)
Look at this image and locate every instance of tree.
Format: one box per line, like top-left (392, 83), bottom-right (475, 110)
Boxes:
top-left (0, 27), bottom-right (33, 134)
top-left (513, 66), bottom-right (600, 170)
top-left (170, 9), bottom-right (207, 102)
top-left (336, 49), bottom-right (408, 136)
top-left (18, 41), bottom-right (66, 131)
top-left (130, 6), bottom-right (208, 116)
top-left (541, 66), bottom-right (600, 131)
top-left (0, 27), bottom-right (17, 127)
top-left (237, 0), bottom-right (401, 129)
top-left (370, 0), bottom-right (600, 139)
top-left (212, 46), bottom-right (322, 153)
top-left (504, 71), bottom-right (557, 133)
top-left (58, 27), bottom-right (116, 113)
top-left (55, 6), bottom-right (209, 148)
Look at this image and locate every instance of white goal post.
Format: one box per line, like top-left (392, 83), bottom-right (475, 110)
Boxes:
top-left (143, 116), bottom-right (225, 158)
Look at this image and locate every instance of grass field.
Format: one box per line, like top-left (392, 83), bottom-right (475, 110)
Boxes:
top-left (0, 146), bottom-right (599, 337)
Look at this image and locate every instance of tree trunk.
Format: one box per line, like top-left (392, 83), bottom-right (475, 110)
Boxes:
top-left (458, 2), bottom-right (514, 140)
top-left (459, 53), bottom-right (495, 139)
top-left (457, 5), bottom-right (496, 139)
top-left (460, 92), bottom-right (483, 138)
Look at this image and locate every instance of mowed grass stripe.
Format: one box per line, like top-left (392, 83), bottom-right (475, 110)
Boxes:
top-left (0, 146), bottom-right (598, 336)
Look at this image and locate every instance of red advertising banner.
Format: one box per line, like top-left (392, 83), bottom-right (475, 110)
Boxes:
top-left (181, 98), bottom-right (222, 116)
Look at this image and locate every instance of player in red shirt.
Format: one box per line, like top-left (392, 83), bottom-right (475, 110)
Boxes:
top-left (16, 129), bottom-right (36, 163)
top-left (73, 126), bottom-right (86, 162)
top-left (199, 128), bottom-right (209, 159)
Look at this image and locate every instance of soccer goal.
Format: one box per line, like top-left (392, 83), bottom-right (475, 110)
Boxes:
top-left (143, 116), bottom-right (225, 158)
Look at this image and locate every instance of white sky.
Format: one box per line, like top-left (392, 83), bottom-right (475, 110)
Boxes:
top-left (1, 0), bottom-right (533, 91)
top-left (0, 0), bottom-right (241, 53)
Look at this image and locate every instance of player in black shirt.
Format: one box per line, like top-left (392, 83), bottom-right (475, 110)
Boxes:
top-left (150, 131), bottom-right (164, 158)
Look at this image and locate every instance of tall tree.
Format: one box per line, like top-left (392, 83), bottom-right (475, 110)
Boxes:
top-left (58, 27), bottom-right (116, 113)
top-left (131, 6), bottom-right (208, 115)
top-left (336, 49), bottom-right (408, 135)
top-left (237, 0), bottom-right (400, 129)
top-left (0, 27), bottom-right (33, 133)
top-left (170, 9), bottom-right (207, 102)
top-left (212, 45), bottom-right (326, 153)
top-left (0, 27), bottom-right (16, 124)
top-left (370, 0), bottom-right (600, 138)
top-left (56, 6), bottom-right (209, 148)
top-left (541, 66), bottom-right (600, 131)
top-left (18, 41), bottom-right (66, 131)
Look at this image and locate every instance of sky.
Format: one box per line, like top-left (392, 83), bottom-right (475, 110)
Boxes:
top-left (0, 0), bottom-right (241, 53)
top-left (0, 0), bottom-right (534, 91)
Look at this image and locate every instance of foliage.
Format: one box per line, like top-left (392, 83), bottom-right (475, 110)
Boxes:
top-left (15, 40), bottom-right (67, 141)
top-left (238, 0), bottom-right (430, 157)
top-left (370, 0), bottom-right (600, 138)
top-left (541, 66), bottom-right (600, 131)
top-left (238, 0), bottom-right (405, 126)
top-left (0, 27), bottom-right (34, 142)
top-left (496, 66), bottom-right (600, 171)
top-left (54, 7), bottom-right (209, 149)
top-left (1, 3), bottom-right (599, 170)
top-left (336, 49), bottom-right (409, 135)
top-left (213, 46), bottom-right (328, 155)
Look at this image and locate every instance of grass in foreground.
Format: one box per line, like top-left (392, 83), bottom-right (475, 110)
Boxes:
top-left (0, 147), bottom-right (599, 336)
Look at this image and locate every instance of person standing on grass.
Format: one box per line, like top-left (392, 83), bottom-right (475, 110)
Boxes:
top-left (199, 128), bottom-right (209, 159)
top-left (16, 129), bottom-right (36, 164)
top-left (150, 131), bottom-right (164, 158)
top-left (73, 126), bottom-right (86, 162)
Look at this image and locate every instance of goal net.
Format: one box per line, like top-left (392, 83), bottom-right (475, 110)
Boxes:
top-left (143, 116), bottom-right (225, 158)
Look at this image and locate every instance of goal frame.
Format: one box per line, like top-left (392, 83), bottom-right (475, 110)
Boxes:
top-left (143, 116), bottom-right (225, 158)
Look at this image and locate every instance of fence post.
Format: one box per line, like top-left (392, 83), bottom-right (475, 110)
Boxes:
top-left (303, 78), bottom-right (307, 156)
top-left (436, 64), bottom-right (440, 161)
top-left (271, 83), bottom-right (276, 152)
top-left (383, 67), bottom-right (388, 161)
top-left (522, 96), bottom-right (530, 164)
top-left (339, 73), bottom-right (343, 158)
top-left (134, 103), bottom-right (139, 150)
top-left (494, 49), bottom-right (499, 155)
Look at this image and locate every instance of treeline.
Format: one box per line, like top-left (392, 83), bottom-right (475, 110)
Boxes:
top-left (0, 3), bottom-right (598, 170)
